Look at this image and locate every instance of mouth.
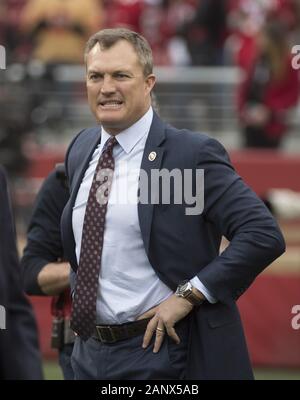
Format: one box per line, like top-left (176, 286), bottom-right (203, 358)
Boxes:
top-left (98, 100), bottom-right (124, 109)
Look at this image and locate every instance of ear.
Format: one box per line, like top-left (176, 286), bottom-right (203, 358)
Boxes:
top-left (144, 74), bottom-right (156, 95)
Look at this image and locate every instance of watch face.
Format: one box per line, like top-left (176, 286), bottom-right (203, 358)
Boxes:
top-left (176, 280), bottom-right (204, 306)
top-left (180, 282), bottom-right (189, 292)
top-left (177, 281), bottom-right (192, 297)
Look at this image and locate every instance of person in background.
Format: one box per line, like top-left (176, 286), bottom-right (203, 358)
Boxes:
top-left (20, 0), bottom-right (103, 64)
top-left (0, 166), bottom-right (43, 380)
top-left (237, 20), bottom-right (299, 148)
top-left (21, 165), bottom-right (74, 379)
top-left (178, 0), bottom-right (228, 66)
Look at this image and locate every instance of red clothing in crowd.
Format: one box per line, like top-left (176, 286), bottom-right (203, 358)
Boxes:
top-left (104, 0), bottom-right (144, 32)
top-left (238, 49), bottom-right (299, 140)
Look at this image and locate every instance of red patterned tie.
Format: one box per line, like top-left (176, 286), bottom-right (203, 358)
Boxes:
top-left (71, 136), bottom-right (117, 340)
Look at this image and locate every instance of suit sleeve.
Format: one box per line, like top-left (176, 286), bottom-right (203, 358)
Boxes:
top-left (0, 167), bottom-right (43, 379)
top-left (196, 138), bottom-right (285, 305)
top-left (21, 171), bottom-right (69, 295)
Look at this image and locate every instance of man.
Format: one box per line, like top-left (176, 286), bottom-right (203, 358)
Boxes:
top-left (21, 165), bottom-right (75, 379)
top-left (61, 28), bottom-right (285, 380)
top-left (0, 166), bottom-right (43, 379)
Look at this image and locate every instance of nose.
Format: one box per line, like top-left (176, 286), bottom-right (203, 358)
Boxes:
top-left (101, 75), bottom-right (116, 95)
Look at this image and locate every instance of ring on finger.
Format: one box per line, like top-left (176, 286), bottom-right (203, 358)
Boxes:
top-left (156, 327), bottom-right (165, 333)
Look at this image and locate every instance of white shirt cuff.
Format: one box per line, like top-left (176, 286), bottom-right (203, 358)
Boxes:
top-left (190, 277), bottom-right (217, 304)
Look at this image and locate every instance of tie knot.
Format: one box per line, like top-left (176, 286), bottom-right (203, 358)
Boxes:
top-left (103, 136), bottom-right (117, 153)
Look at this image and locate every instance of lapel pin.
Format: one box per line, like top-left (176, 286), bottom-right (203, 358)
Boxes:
top-left (148, 151), bottom-right (157, 161)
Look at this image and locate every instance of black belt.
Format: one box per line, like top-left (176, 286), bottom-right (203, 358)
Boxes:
top-left (92, 318), bottom-right (151, 344)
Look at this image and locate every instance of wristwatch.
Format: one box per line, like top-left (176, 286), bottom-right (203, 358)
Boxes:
top-left (175, 280), bottom-right (205, 306)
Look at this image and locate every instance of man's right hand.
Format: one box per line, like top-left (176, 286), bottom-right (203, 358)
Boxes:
top-left (137, 294), bottom-right (194, 354)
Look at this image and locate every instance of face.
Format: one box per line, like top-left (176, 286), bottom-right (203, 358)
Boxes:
top-left (86, 40), bottom-right (156, 135)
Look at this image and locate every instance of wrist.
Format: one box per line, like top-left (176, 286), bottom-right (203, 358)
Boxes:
top-left (175, 280), bottom-right (205, 307)
top-left (191, 286), bottom-right (205, 302)
top-left (180, 296), bottom-right (195, 310)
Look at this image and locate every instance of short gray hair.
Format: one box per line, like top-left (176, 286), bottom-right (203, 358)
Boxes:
top-left (84, 28), bottom-right (153, 77)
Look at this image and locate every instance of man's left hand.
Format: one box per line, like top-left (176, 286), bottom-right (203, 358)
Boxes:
top-left (136, 294), bottom-right (194, 353)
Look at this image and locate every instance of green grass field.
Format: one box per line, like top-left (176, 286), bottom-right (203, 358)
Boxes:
top-left (43, 360), bottom-right (300, 380)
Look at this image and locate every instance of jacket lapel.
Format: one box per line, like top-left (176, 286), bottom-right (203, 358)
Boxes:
top-left (138, 113), bottom-right (166, 255)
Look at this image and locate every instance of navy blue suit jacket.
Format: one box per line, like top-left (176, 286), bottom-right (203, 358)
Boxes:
top-left (0, 167), bottom-right (43, 379)
top-left (61, 113), bottom-right (285, 379)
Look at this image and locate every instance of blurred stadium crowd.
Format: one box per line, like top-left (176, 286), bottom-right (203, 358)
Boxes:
top-left (0, 0), bottom-right (300, 177)
top-left (1, 0), bottom-right (300, 66)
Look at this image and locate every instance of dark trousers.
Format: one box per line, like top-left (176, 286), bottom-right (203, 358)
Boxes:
top-left (58, 343), bottom-right (74, 380)
top-left (71, 318), bottom-right (189, 380)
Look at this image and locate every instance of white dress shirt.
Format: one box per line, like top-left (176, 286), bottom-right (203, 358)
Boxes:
top-left (72, 107), bottom-right (215, 324)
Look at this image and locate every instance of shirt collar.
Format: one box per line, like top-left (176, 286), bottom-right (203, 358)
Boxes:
top-left (100, 107), bottom-right (153, 154)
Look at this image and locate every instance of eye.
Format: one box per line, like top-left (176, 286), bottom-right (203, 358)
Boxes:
top-left (115, 73), bottom-right (129, 79)
top-left (89, 73), bottom-right (102, 81)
